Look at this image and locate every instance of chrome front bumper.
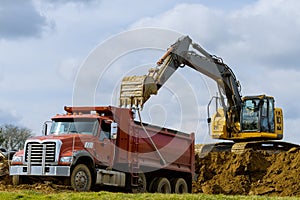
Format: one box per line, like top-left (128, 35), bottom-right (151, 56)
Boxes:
top-left (10, 165), bottom-right (70, 176)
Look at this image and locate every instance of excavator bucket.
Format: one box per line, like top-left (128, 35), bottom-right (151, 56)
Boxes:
top-left (119, 75), bottom-right (157, 109)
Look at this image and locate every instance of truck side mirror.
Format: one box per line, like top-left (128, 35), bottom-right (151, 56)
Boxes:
top-left (110, 122), bottom-right (118, 140)
top-left (43, 121), bottom-right (52, 135)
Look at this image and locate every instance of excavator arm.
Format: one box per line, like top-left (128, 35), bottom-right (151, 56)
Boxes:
top-left (119, 36), bottom-right (242, 127)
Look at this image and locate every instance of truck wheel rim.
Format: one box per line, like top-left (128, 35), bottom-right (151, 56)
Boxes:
top-left (75, 171), bottom-right (88, 189)
top-left (137, 174), bottom-right (146, 192)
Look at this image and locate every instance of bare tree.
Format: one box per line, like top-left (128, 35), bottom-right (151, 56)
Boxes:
top-left (0, 124), bottom-right (32, 150)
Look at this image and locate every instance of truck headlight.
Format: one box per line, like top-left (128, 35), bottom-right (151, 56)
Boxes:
top-left (12, 155), bottom-right (23, 163)
top-left (60, 156), bottom-right (72, 163)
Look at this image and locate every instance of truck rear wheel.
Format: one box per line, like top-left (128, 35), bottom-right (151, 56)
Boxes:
top-left (148, 177), bottom-right (158, 192)
top-left (171, 178), bottom-right (188, 193)
top-left (71, 164), bottom-right (92, 191)
top-left (152, 177), bottom-right (171, 193)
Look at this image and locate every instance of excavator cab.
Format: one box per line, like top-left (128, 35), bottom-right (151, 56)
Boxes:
top-left (240, 95), bottom-right (283, 136)
top-left (210, 95), bottom-right (283, 141)
top-left (241, 95), bottom-right (275, 133)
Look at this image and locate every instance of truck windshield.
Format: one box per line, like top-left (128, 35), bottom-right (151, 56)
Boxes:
top-left (50, 119), bottom-right (99, 135)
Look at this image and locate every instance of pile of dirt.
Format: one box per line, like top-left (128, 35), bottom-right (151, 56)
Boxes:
top-left (193, 148), bottom-right (300, 196)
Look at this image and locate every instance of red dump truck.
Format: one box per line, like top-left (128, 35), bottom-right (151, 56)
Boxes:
top-left (10, 106), bottom-right (194, 193)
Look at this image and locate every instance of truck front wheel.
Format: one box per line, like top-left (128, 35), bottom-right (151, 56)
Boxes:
top-left (71, 164), bottom-right (92, 191)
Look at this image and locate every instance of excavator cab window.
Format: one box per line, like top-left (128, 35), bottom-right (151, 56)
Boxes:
top-left (267, 98), bottom-right (275, 132)
top-left (241, 100), bottom-right (259, 131)
top-left (241, 97), bottom-right (275, 133)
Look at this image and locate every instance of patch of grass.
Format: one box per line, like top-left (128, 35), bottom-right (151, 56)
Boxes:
top-left (0, 191), bottom-right (300, 200)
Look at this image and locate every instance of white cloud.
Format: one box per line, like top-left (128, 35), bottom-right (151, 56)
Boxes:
top-left (0, 109), bottom-right (21, 125)
top-left (131, 0), bottom-right (300, 69)
top-left (130, 4), bottom-right (227, 46)
top-left (222, 0), bottom-right (300, 68)
top-left (284, 118), bottom-right (300, 143)
top-left (56, 58), bottom-right (79, 81)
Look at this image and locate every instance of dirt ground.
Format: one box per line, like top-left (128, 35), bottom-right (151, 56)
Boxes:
top-left (1, 149), bottom-right (300, 196)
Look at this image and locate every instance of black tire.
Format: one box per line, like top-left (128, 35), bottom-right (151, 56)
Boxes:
top-left (171, 178), bottom-right (188, 193)
top-left (12, 175), bottom-right (22, 185)
top-left (132, 173), bottom-right (147, 193)
top-left (148, 177), bottom-right (158, 192)
top-left (153, 177), bottom-right (171, 193)
top-left (71, 164), bottom-right (92, 191)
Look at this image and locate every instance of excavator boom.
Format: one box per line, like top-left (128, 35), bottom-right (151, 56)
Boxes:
top-left (119, 36), bottom-right (241, 111)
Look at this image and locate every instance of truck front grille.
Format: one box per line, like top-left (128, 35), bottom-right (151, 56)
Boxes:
top-left (25, 142), bottom-right (56, 164)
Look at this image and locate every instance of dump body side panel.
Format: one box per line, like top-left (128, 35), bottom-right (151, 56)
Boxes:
top-left (133, 122), bottom-right (194, 173)
top-left (109, 107), bottom-right (194, 175)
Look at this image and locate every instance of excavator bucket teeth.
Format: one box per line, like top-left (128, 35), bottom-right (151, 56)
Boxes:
top-left (119, 75), bottom-right (157, 109)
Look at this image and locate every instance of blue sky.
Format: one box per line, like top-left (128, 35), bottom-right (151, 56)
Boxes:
top-left (1, 0), bottom-right (300, 144)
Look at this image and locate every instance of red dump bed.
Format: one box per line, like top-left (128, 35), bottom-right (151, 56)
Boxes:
top-left (64, 106), bottom-right (195, 175)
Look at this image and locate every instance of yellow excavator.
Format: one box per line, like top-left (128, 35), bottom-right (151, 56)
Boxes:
top-left (119, 36), bottom-right (298, 153)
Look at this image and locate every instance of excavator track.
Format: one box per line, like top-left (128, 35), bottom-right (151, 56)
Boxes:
top-left (196, 141), bottom-right (300, 156)
top-left (231, 141), bottom-right (300, 154)
top-left (196, 142), bottom-right (234, 158)
top-left (231, 142), bottom-right (248, 154)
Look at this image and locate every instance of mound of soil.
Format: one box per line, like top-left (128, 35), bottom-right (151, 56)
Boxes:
top-left (193, 148), bottom-right (300, 196)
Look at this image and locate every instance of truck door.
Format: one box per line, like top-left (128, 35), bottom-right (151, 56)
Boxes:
top-left (95, 120), bottom-right (115, 167)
